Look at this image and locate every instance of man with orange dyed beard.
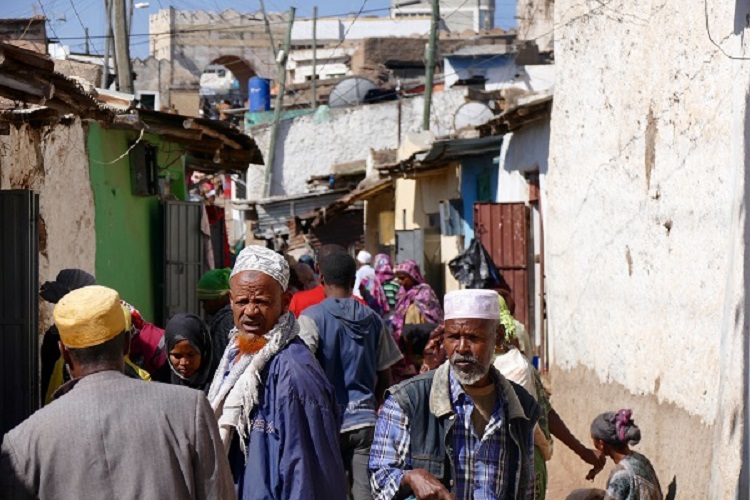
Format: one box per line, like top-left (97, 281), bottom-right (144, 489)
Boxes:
top-left (206, 245), bottom-right (346, 500)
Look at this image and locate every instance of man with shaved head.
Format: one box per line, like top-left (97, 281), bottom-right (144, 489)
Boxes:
top-left (207, 245), bottom-right (346, 500)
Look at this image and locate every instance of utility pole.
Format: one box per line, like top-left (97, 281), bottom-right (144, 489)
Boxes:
top-left (101, 0), bottom-right (113, 88)
top-left (259, 0), bottom-right (278, 60)
top-left (311, 6), bottom-right (317, 110)
top-left (112, 0), bottom-right (133, 93)
top-left (263, 8), bottom-right (295, 198)
top-left (128, 0), bottom-right (135, 38)
top-left (422, 0), bottom-right (439, 131)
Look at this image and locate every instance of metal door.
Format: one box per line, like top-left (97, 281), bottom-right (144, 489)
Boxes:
top-left (163, 200), bottom-right (203, 325)
top-left (0, 190), bottom-right (39, 433)
top-left (474, 202), bottom-right (530, 328)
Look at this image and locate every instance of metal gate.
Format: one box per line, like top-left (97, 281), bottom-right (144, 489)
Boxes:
top-left (474, 202), bottom-right (530, 329)
top-left (0, 190), bottom-right (39, 433)
top-left (163, 200), bottom-right (203, 325)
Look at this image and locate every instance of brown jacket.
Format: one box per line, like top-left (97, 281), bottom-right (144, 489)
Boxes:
top-left (1, 370), bottom-right (235, 500)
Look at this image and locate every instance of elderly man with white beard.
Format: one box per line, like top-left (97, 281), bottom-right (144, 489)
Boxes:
top-left (369, 289), bottom-right (540, 500)
top-left (207, 246), bottom-right (346, 500)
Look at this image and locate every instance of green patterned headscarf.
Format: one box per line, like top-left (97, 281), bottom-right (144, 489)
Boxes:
top-left (197, 268), bottom-right (231, 300)
top-left (498, 295), bottom-right (517, 342)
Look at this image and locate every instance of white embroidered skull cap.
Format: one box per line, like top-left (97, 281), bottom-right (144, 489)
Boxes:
top-left (231, 245), bottom-right (290, 291)
top-left (444, 289), bottom-right (501, 321)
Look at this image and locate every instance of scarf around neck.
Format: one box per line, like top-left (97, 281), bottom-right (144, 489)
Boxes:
top-left (207, 311), bottom-right (300, 457)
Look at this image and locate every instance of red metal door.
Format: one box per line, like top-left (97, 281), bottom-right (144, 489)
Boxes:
top-left (474, 202), bottom-right (530, 329)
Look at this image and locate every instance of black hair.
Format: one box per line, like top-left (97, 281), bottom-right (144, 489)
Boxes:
top-left (288, 266), bottom-right (304, 291)
top-left (67, 331), bottom-right (127, 366)
top-left (321, 253), bottom-right (356, 288)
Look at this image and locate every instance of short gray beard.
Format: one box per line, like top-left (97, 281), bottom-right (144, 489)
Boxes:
top-left (450, 353), bottom-right (489, 386)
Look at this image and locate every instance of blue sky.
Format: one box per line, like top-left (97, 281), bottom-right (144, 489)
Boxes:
top-left (1, 1), bottom-right (518, 58)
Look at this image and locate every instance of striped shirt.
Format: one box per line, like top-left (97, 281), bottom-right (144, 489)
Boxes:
top-left (382, 280), bottom-right (400, 309)
top-left (370, 369), bottom-right (521, 500)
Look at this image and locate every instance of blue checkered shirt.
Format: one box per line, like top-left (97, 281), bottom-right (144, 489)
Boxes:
top-left (370, 369), bottom-right (527, 500)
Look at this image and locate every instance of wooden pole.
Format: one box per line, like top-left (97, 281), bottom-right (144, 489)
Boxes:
top-left (85, 28), bottom-right (90, 55)
top-left (259, 0), bottom-right (278, 60)
top-left (263, 8), bottom-right (295, 198)
top-left (311, 6), bottom-right (317, 110)
top-left (101, 0), bottom-right (112, 88)
top-left (112, 0), bottom-right (133, 93)
top-left (422, 0), bottom-right (439, 131)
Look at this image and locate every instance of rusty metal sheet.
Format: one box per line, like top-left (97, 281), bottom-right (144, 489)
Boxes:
top-left (474, 202), bottom-right (530, 328)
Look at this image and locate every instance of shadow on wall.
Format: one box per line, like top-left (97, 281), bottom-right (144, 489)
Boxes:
top-left (736, 0), bottom-right (750, 34)
top-left (739, 76), bottom-right (750, 499)
top-left (665, 476), bottom-right (677, 500)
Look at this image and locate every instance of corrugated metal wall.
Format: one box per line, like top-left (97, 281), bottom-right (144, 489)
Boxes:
top-left (163, 201), bottom-right (203, 325)
top-left (474, 202), bottom-right (530, 328)
top-left (0, 190), bottom-right (39, 433)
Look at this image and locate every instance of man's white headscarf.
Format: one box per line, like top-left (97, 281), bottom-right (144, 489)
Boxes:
top-left (208, 245), bottom-right (299, 456)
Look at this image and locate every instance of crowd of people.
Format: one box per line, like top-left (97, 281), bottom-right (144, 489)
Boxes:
top-left (1, 244), bottom-right (663, 500)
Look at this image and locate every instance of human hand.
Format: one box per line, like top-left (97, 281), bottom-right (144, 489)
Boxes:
top-left (403, 469), bottom-right (454, 500)
top-left (581, 449), bottom-right (605, 480)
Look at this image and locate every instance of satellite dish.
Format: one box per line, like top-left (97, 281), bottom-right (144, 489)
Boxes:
top-left (328, 77), bottom-right (379, 108)
top-left (453, 101), bottom-right (494, 131)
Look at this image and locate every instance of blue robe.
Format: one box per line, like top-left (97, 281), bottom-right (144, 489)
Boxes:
top-left (228, 337), bottom-right (346, 500)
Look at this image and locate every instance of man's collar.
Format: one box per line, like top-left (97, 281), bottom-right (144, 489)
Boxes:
top-left (429, 361), bottom-right (530, 421)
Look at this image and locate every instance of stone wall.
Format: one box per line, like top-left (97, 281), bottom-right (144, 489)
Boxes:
top-left (248, 88), bottom-right (467, 198)
top-left (546, 1), bottom-right (750, 496)
top-left (0, 118), bottom-right (96, 334)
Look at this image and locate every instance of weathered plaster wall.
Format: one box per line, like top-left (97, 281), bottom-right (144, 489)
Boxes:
top-left (248, 89), bottom-right (467, 198)
top-left (87, 123), bottom-right (187, 323)
top-left (516, 0), bottom-right (554, 51)
top-left (547, 1), bottom-right (750, 495)
top-left (0, 118), bottom-right (96, 334)
top-left (394, 169), bottom-right (460, 231)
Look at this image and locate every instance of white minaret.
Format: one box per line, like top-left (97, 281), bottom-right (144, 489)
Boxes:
top-left (391, 0), bottom-right (495, 33)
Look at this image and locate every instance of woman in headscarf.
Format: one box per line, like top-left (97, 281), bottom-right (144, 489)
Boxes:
top-left (374, 253), bottom-right (400, 310)
top-left (390, 260), bottom-right (443, 380)
top-left (163, 313), bottom-right (215, 393)
top-left (392, 260), bottom-right (443, 338)
top-left (591, 410), bottom-right (663, 500)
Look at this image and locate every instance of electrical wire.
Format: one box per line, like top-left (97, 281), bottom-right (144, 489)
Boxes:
top-left (68, 0), bottom-right (101, 55)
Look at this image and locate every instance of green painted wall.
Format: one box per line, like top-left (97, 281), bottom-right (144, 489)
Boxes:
top-left (86, 122), bottom-right (187, 323)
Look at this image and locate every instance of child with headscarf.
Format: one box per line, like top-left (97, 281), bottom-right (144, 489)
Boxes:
top-left (163, 313), bottom-right (216, 393)
top-left (591, 410), bottom-right (663, 500)
top-left (374, 254), bottom-right (400, 310)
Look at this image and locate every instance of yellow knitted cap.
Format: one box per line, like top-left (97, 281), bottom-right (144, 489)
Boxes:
top-left (53, 285), bottom-right (128, 349)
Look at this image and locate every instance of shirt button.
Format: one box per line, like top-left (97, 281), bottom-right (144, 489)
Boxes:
top-left (449, 480), bottom-right (454, 486)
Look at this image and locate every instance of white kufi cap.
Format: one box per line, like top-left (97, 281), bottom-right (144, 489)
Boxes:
top-left (444, 289), bottom-right (501, 321)
top-left (231, 245), bottom-right (290, 290)
top-left (356, 250), bottom-right (372, 264)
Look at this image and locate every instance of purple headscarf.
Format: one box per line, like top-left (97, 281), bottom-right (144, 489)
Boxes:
top-left (374, 253), bottom-right (395, 283)
top-left (391, 260), bottom-right (443, 340)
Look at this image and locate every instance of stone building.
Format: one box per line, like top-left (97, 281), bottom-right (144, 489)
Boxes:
top-left (544, 1), bottom-right (749, 497)
top-left (137, 8), bottom-right (281, 114)
top-left (390, 0), bottom-right (495, 33)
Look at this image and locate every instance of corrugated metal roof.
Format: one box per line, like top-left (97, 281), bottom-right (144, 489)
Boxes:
top-left (254, 189), bottom-right (349, 238)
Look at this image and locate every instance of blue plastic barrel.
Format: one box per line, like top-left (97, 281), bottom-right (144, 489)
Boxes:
top-left (248, 77), bottom-right (271, 112)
